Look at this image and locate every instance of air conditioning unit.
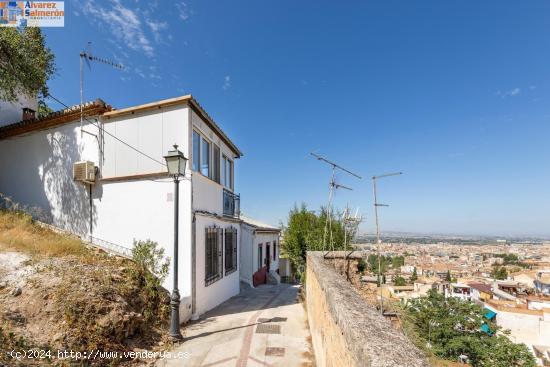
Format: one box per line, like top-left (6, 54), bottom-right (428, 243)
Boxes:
top-left (73, 161), bottom-right (96, 184)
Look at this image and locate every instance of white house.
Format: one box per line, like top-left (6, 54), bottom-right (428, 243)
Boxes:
top-left (484, 298), bottom-right (550, 365)
top-left (0, 95), bottom-right (250, 322)
top-left (240, 215), bottom-right (281, 287)
top-left (444, 283), bottom-right (472, 302)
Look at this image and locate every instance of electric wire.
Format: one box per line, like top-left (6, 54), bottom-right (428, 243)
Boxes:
top-left (47, 94), bottom-right (167, 167)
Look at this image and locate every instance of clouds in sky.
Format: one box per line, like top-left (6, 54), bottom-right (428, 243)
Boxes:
top-left (80, 0), bottom-right (193, 58)
top-left (223, 75), bottom-right (231, 90)
top-left (176, 1), bottom-right (191, 21)
top-left (497, 87), bottom-right (521, 98)
top-left (81, 0), bottom-right (154, 56)
top-left (146, 19), bottom-right (168, 42)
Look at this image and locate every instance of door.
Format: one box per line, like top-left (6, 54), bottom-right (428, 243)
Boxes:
top-left (266, 243), bottom-right (271, 272)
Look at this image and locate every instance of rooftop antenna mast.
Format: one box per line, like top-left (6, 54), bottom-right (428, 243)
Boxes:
top-left (79, 42), bottom-right (124, 136)
top-left (341, 205), bottom-right (364, 269)
top-left (372, 171), bottom-right (403, 315)
top-left (310, 152), bottom-right (362, 259)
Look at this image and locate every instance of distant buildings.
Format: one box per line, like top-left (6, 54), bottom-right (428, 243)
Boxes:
top-left (354, 241), bottom-right (550, 364)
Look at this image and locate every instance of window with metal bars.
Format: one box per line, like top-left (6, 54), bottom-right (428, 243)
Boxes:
top-left (224, 227), bottom-right (238, 275)
top-left (205, 226), bottom-right (223, 286)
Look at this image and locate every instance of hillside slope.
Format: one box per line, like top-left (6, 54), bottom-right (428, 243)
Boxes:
top-left (0, 210), bottom-right (171, 366)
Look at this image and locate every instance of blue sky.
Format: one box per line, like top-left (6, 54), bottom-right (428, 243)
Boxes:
top-left (43, 1), bottom-right (550, 237)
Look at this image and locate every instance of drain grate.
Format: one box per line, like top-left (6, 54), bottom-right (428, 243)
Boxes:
top-left (256, 324), bottom-right (281, 334)
top-left (265, 347), bottom-right (285, 357)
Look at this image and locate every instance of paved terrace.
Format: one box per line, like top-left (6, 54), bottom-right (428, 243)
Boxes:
top-left (159, 284), bottom-right (312, 367)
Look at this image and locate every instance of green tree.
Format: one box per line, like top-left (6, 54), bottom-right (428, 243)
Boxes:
top-left (404, 290), bottom-right (535, 367)
top-left (393, 275), bottom-right (407, 286)
top-left (410, 267), bottom-right (418, 282)
top-left (445, 270), bottom-right (452, 282)
top-left (392, 255), bottom-right (405, 268)
top-left (491, 266), bottom-right (508, 280)
top-left (0, 28), bottom-right (55, 102)
top-left (281, 203), bottom-right (349, 280)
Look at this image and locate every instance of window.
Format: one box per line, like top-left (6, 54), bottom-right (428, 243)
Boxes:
top-left (224, 227), bottom-right (238, 275)
top-left (205, 226), bottom-right (223, 286)
top-left (213, 144), bottom-right (221, 183)
top-left (222, 155), bottom-right (233, 189)
top-left (273, 241), bottom-right (277, 260)
top-left (201, 137), bottom-right (210, 177)
top-left (258, 244), bottom-right (263, 270)
top-left (192, 130), bottom-right (200, 171)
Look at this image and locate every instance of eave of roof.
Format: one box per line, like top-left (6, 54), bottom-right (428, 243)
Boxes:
top-left (241, 215), bottom-right (280, 233)
top-left (0, 99), bottom-right (110, 140)
top-left (102, 95), bottom-right (243, 158)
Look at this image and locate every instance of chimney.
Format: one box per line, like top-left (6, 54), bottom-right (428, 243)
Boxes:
top-left (22, 107), bottom-right (36, 121)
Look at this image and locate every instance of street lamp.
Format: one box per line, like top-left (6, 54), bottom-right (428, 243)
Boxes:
top-left (164, 144), bottom-right (188, 340)
top-left (372, 171), bottom-right (402, 315)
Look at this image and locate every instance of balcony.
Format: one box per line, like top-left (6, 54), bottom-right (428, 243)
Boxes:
top-left (223, 189), bottom-right (240, 218)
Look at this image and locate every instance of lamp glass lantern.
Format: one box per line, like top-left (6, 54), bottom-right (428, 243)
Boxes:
top-left (164, 144), bottom-right (188, 177)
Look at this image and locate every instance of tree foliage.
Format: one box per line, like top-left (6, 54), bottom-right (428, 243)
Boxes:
top-left (0, 28), bottom-right (55, 102)
top-left (404, 290), bottom-right (535, 367)
top-left (491, 266), bottom-right (508, 280)
top-left (281, 203), bottom-right (350, 280)
top-left (410, 267), bottom-right (418, 282)
top-left (366, 254), bottom-right (404, 274)
top-left (393, 275), bottom-right (407, 286)
top-left (131, 239), bottom-right (170, 323)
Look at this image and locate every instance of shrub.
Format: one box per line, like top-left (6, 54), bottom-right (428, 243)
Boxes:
top-left (357, 258), bottom-right (367, 273)
top-left (130, 239), bottom-right (170, 324)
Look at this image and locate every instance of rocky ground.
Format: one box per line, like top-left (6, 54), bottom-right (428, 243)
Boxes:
top-left (0, 211), bottom-right (173, 366)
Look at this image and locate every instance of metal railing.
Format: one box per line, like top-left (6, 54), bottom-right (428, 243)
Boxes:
top-left (223, 189), bottom-right (240, 218)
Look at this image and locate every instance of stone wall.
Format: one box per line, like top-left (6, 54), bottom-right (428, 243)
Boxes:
top-left (306, 251), bottom-right (430, 367)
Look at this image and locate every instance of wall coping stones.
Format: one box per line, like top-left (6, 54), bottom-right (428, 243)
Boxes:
top-left (307, 251), bottom-right (431, 367)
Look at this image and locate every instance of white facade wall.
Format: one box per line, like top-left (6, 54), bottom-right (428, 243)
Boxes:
top-left (254, 233), bottom-right (280, 273)
top-left (0, 119), bottom-right (98, 234)
top-left (92, 179), bottom-right (193, 321)
top-left (486, 305), bottom-right (550, 348)
top-left (239, 224), bottom-right (280, 286)
top-left (240, 223), bottom-right (255, 287)
top-left (194, 214), bottom-right (240, 315)
top-left (0, 101), bottom-right (245, 321)
top-left (102, 105), bottom-right (189, 177)
top-left (190, 109), bottom-right (237, 215)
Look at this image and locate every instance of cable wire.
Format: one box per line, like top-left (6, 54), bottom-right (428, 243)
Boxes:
top-left (47, 94), bottom-right (167, 167)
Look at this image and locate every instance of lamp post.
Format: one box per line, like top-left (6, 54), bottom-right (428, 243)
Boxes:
top-left (164, 144), bottom-right (188, 340)
top-left (372, 171), bottom-right (402, 315)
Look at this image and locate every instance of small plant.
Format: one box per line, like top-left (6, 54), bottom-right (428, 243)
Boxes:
top-left (130, 239), bottom-right (170, 324)
top-left (357, 258), bottom-right (367, 273)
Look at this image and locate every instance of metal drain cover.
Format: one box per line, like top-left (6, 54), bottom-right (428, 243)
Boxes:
top-left (265, 347), bottom-right (285, 357)
top-left (256, 324), bottom-right (281, 334)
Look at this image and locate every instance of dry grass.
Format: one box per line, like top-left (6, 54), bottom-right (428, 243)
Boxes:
top-left (0, 210), bottom-right (88, 257)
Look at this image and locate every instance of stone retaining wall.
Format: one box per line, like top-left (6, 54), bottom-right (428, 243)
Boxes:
top-left (306, 251), bottom-right (430, 367)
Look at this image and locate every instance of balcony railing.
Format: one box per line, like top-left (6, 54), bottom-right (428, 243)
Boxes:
top-left (223, 189), bottom-right (240, 218)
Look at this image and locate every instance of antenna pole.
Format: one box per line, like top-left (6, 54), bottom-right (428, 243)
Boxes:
top-left (373, 177), bottom-right (383, 314)
top-left (80, 52), bottom-right (84, 137)
top-left (79, 42), bottom-right (123, 140)
top-left (311, 152), bottom-right (361, 262)
top-left (372, 171), bottom-right (403, 315)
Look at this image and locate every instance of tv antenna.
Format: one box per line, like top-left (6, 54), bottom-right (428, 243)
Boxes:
top-left (372, 171), bottom-right (403, 315)
top-left (79, 42), bottom-right (124, 136)
top-left (310, 152), bottom-right (362, 258)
